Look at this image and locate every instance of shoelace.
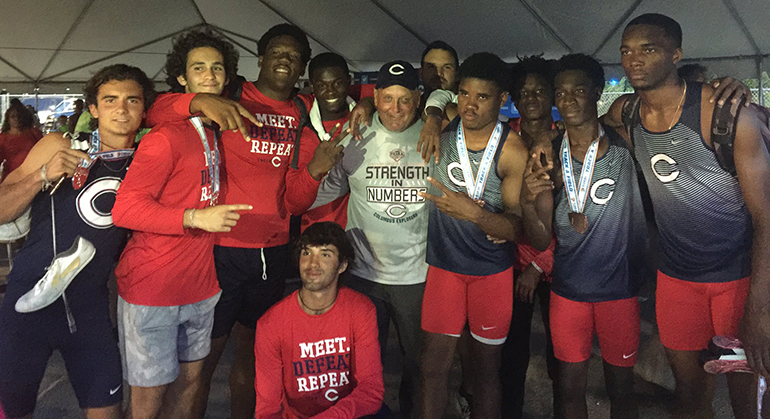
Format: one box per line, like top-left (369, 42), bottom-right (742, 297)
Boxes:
top-left (50, 195), bottom-right (76, 333)
top-left (757, 375), bottom-right (767, 419)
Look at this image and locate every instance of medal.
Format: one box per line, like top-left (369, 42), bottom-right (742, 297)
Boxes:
top-left (71, 130), bottom-right (133, 190)
top-left (568, 212), bottom-right (588, 234)
top-left (190, 117), bottom-right (220, 206)
top-left (456, 121), bottom-right (503, 201)
top-left (560, 126), bottom-right (603, 234)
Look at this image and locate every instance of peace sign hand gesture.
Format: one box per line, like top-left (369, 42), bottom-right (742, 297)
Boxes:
top-left (419, 176), bottom-right (484, 222)
top-left (307, 123), bottom-right (348, 180)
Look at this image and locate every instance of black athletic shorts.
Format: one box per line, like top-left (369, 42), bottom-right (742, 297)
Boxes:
top-left (0, 289), bottom-right (122, 417)
top-left (211, 244), bottom-right (290, 338)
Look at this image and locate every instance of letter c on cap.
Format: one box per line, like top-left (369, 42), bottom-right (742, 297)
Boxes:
top-left (389, 64), bottom-right (405, 75)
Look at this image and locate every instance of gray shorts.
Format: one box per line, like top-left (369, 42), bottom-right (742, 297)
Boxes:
top-left (118, 291), bottom-right (222, 387)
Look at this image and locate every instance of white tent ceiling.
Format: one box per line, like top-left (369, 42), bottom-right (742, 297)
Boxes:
top-left (1, 0), bottom-right (769, 93)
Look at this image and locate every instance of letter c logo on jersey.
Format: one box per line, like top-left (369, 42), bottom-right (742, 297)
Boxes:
top-left (272, 156), bottom-right (282, 167)
top-left (650, 153), bottom-right (680, 183)
top-left (446, 162), bottom-right (466, 187)
top-left (590, 178), bottom-right (615, 205)
top-left (325, 389), bottom-right (339, 402)
top-left (389, 64), bottom-right (405, 75)
top-left (76, 177), bottom-right (122, 229)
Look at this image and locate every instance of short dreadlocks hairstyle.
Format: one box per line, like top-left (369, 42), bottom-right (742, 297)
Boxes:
top-left (510, 55), bottom-right (554, 102)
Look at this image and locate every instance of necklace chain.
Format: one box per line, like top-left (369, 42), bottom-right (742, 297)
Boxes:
top-left (668, 83), bottom-right (687, 130)
top-left (298, 288), bottom-right (338, 315)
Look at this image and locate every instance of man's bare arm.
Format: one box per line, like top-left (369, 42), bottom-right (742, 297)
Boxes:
top-left (733, 106), bottom-right (770, 377)
top-left (0, 133), bottom-right (89, 224)
top-left (519, 152), bottom-right (555, 251)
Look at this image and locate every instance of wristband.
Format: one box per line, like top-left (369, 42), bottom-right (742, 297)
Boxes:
top-left (189, 208), bottom-right (196, 229)
top-left (530, 261), bottom-right (544, 274)
top-left (40, 165), bottom-right (53, 191)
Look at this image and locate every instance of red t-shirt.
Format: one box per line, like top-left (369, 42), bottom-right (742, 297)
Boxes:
top-left (0, 129), bottom-right (42, 177)
top-left (300, 117), bottom-right (351, 232)
top-left (348, 84), bottom-right (375, 102)
top-left (255, 287), bottom-right (383, 419)
top-left (113, 120), bottom-right (220, 306)
top-left (147, 86), bottom-right (321, 249)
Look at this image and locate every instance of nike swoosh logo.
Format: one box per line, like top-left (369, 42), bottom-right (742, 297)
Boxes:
top-left (622, 352), bottom-right (637, 359)
top-left (481, 325), bottom-right (496, 331)
top-left (52, 257), bottom-right (81, 289)
top-left (670, 139), bottom-right (685, 145)
top-left (110, 384), bottom-right (121, 395)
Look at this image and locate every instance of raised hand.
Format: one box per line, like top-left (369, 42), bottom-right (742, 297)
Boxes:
top-left (347, 98), bottom-right (375, 140)
top-left (190, 93), bottom-right (262, 140)
top-left (188, 204), bottom-right (252, 233)
top-left (521, 153), bottom-right (554, 206)
top-left (418, 176), bottom-right (483, 222)
top-left (417, 115), bottom-right (442, 164)
top-left (307, 124), bottom-right (347, 180)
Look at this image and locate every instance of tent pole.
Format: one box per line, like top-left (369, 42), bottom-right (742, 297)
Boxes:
top-left (757, 57), bottom-right (765, 106)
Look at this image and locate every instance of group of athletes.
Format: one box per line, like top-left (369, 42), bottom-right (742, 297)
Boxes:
top-left (0, 10), bottom-right (768, 419)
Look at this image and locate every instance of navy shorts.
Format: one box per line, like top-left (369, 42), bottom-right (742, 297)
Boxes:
top-left (211, 244), bottom-right (289, 338)
top-left (0, 290), bottom-right (122, 417)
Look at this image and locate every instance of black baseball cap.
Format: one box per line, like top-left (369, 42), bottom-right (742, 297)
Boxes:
top-left (376, 60), bottom-right (419, 90)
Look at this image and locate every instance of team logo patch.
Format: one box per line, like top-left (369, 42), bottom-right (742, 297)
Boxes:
top-left (390, 148), bottom-right (405, 162)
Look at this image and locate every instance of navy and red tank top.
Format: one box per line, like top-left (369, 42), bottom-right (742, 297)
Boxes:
top-left (551, 127), bottom-right (648, 302)
top-left (426, 117), bottom-right (514, 276)
top-left (5, 135), bottom-right (131, 305)
top-left (633, 81), bottom-right (751, 283)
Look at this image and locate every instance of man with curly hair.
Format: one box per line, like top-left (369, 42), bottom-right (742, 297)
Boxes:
top-left (112, 29), bottom-right (251, 418)
top-left (146, 24), bottom-right (344, 418)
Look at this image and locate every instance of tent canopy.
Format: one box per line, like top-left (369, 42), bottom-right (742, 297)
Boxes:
top-left (1, 0), bottom-right (768, 93)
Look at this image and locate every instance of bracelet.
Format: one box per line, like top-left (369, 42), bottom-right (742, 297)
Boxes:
top-left (530, 261), bottom-right (544, 274)
top-left (40, 165), bottom-right (53, 191)
top-left (189, 208), bottom-right (196, 229)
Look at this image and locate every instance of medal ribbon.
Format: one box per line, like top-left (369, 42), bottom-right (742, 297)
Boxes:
top-left (456, 121), bottom-right (503, 200)
top-left (72, 130), bottom-right (134, 189)
top-left (560, 126), bottom-right (604, 214)
top-left (190, 117), bottom-right (220, 206)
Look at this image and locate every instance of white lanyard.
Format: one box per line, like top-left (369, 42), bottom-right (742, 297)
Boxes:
top-left (456, 121), bottom-right (503, 200)
top-left (560, 126), bottom-right (604, 214)
top-left (190, 117), bottom-right (220, 206)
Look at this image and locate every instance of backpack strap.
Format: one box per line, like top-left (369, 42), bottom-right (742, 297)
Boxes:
top-left (621, 93), bottom-right (641, 145)
top-left (711, 97), bottom-right (745, 177)
top-left (290, 96), bottom-right (310, 170)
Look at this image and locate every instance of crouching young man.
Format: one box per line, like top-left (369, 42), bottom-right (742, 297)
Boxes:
top-left (255, 222), bottom-right (384, 418)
